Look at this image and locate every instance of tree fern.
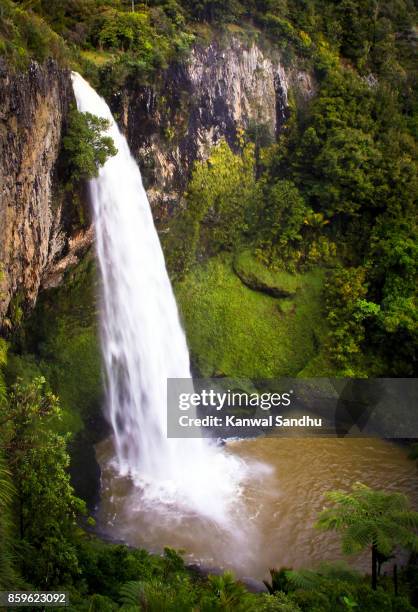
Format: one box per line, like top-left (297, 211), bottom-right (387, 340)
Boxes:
top-left (119, 580), bottom-right (145, 610)
top-left (208, 571), bottom-right (253, 611)
top-left (119, 576), bottom-right (196, 611)
top-left (316, 482), bottom-right (418, 589)
top-left (285, 569), bottom-right (321, 591)
top-left (0, 337), bottom-right (15, 590)
top-left (285, 562), bottom-right (360, 591)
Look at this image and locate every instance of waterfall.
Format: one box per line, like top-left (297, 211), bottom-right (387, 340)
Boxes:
top-left (71, 73), bottom-right (247, 525)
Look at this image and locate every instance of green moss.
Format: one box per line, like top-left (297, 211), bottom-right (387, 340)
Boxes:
top-left (175, 255), bottom-right (326, 378)
top-left (5, 353), bottom-right (43, 386)
top-left (233, 250), bottom-right (302, 296)
top-left (38, 325), bottom-right (101, 434)
top-left (13, 254), bottom-right (102, 435)
top-left (80, 49), bottom-right (114, 67)
top-left (296, 350), bottom-right (336, 377)
top-left (0, 338), bottom-right (7, 404)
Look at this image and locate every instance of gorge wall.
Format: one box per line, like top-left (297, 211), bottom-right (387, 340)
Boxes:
top-left (0, 35), bottom-right (314, 323)
top-left (0, 59), bottom-right (92, 328)
top-left (111, 36), bottom-right (315, 219)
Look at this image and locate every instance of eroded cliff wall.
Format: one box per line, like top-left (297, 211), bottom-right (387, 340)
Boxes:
top-left (0, 35), bottom-right (314, 325)
top-left (112, 36), bottom-right (314, 218)
top-left (0, 60), bottom-right (91, 327)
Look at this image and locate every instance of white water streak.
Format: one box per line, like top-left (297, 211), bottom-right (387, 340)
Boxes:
top-left (71, 73), bottom-right (248, 525)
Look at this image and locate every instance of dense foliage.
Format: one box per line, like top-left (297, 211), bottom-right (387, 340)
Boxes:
top-left (1, 0), bottom-right (195, 88)
top-left (161, 0), bottom-right (417, 376)
top-left (0, 377), bottom-right (87, 588)
top-left (165, 138), bottom-right (259, 277)
top-left (0, 0), bottom-right (417, 609)
top-left (0, 0), bottom-right (68, 67)
top-left (316, 483), bottom-right (418, 590)
top-left (168, 62), bottom-right (416, 374)
top-left (62, 108), bottom-right (117, 187)
top-left (1, 374), bottom-right (417, 610)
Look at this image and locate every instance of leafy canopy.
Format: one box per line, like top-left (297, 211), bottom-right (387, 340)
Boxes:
top-left (0, 377), bottom-right (87, 587)
top-left (316, 482), bottom-right (418, 557)
top-left (62, 108), bottom-right (117, 187)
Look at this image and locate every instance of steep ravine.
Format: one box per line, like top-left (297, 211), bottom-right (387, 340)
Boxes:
top-left (0, 34), bottom-right (317, 508)
top-left (0, 36), bottom-right (313, 322)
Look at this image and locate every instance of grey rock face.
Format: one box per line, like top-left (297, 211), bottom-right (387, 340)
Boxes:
top-left (112, 37), bottom-right (314, 219)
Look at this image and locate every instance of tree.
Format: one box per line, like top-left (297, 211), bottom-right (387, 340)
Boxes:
top-left (181, 0), bottom-right (243, 22)
top-left (62, 108), bottom-right (117, 187)
top-left (257, 179), bottom-right (308, 255)
top-left (173, 138), bottom-right (258, 267)
top-left (365, 219), bottom-right (418, 375)
top-left (207, 571), bottom-right (253, 611)
top-left (316, 482), bottom-right (418, 590)
top-left (311, 127), bottom-right (380, 218)
top-left (0, 377), bottom-right (86, 587)
top-left (324, 266), bottom-right (375, 375)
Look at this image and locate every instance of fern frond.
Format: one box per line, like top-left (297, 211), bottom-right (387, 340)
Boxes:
top-left (119, 581), bottom-right (145, 607)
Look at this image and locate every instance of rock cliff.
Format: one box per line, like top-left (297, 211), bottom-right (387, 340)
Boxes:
top-left (0, 35), bottom-right (314, 325)
top-left (112, 36), bottom-right (314, 218)
top-left (0, 60), bottom-right (91, 327)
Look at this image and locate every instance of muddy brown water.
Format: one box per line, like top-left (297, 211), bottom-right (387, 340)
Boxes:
top-left (96, 437), bottom-right (418, 580)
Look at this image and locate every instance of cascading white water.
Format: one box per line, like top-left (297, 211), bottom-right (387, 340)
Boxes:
top-left (71, 73), bottom-right (249, 526)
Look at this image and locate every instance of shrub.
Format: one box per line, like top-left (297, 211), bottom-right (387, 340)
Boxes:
top-left (164, 138), bottom-right (259, 277)
top-left (62, 108), bottom-right (117, 187)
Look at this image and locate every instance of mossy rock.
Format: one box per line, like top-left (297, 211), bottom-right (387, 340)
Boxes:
top-left (175, 254), bottom-right (326, 378)
top-left (233, 250), bottom-right (301, 297)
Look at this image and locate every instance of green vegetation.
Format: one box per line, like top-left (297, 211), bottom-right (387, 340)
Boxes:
top-left (176, 255), bottom-right (325, 377)
top-left (0, 0), bottom-right (417, 609)
top-left (1, 0), bottom-right (195, 88)
top-left (316, 482), bottom-right (418, 591)
top-left (1, 0), bottom-right (415, 372)
top-left (0, 451), bottom-right (17, 589)
top-left (0, 0), bottom-right (68, 68)
top-left (164, 138), bottom-right (259, 278)
top-left (162, 0), bottom-right (417, 377)
top-left (233, 250), bottom-right (302, 296)
top-left (2, 0), bottom-right (416, 89)
top-left (163, 129), bottom-right (330, 378)
top-left (264, 560), bottom-right (417, 611)
top-left (0, 337), bottom-right (7, 403)
top-left (13, 255), bottom-right (102, 435)
top-left (4, 255), bottom-right (100, 438)
top-left (0, 376), bottom-right (87, 588)
top-left (2, 333), bottom-right (418, 608)
top-left (251, 179), bottom-right (310, 269)
top-left (262, 48), bottom-right (417, 374)
top-left (62, 108), bottom-right (117, 188)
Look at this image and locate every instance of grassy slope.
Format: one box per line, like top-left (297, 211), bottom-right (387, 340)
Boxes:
top-left (233, 249), bottom-right (303, 295)
top-left (175, 254), bottom-right (326, 378)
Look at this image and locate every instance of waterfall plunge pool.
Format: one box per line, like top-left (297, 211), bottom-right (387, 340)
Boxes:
top-left (95, 436), bottom-right (418, 581)
top-left (70, 72), bottom-right (418, 583)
